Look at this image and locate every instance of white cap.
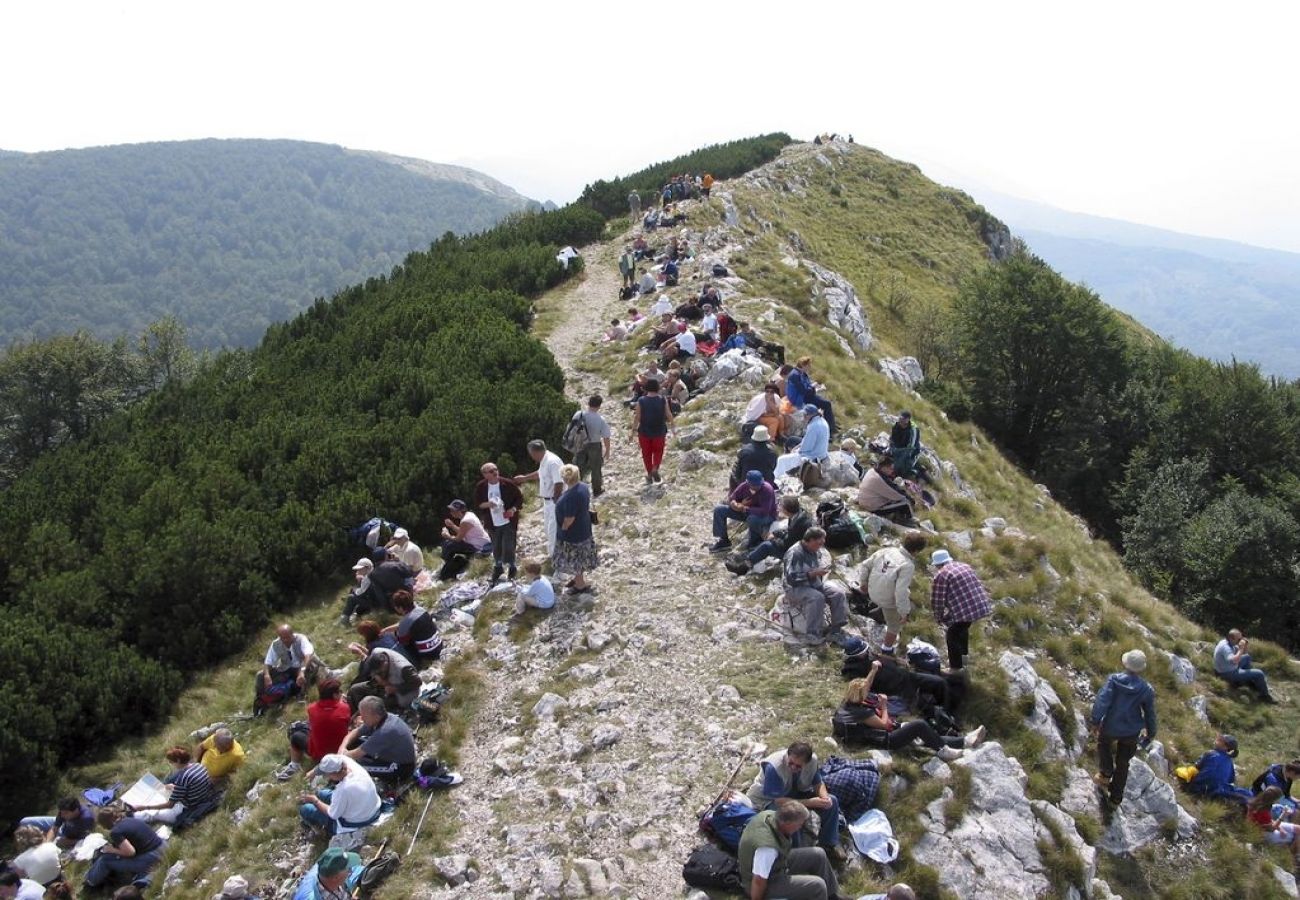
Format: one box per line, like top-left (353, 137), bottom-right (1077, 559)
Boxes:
top-left (352, 558), bottom-right (373, 571)
top-left (393, 527), bottom-right (409, 540)
top-left (318, 754), bottom-right (347, 774)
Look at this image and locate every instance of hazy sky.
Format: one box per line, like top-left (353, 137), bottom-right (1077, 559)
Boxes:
top-left (5, 1), bottom-right (1299, 252)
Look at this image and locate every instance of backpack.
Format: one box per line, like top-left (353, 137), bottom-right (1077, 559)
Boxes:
top-left (411, 683), bottom-right (451, 724)
top-left (927, 705), bottom-right (961, 737)
top-left (562, 411), bottom-right (589, 456)
top-left (906, 639), bottom-right (943, 674)
top-left (357, 850), bottom-right (401, 893)
top-left (699, 797), bottom-right (756, 852)
top-left (712, 264), bottom-right (729, 277)
top-left (682, 845), bottom-right (742, 893)
top-left (816, 498), bottom-right (865, 549)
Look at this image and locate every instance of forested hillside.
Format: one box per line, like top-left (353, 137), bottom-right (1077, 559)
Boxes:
top-left (0, 139), bottom-right (535, 348)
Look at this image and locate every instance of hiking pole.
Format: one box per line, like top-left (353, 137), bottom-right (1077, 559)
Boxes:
top-left (698, 743), bottom-right (753, 819)
top-left (407, 791), bottom-right (435, 855)
top-left (731, 605), bottom-right (800, 639)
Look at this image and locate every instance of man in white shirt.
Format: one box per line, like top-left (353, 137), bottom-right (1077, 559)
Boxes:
top-left (298, 754), bottom-right (381, 843)
top-left (700, 304), bottom-right (718, 339)
top-left (255, 624), bottom-right (317, 715)
top-left (515, 440), bottom-right (564, 554)
top-left (385, 528), bottom-right (424, 572)
top-left (661, 322), bottom-right (696, 362)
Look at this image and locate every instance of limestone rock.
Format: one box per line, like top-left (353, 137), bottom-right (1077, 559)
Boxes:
top-left (822, 454), bottom-right (861, 488)
top-left (1162, 651), bottom-right (1196, 685)
top-left (675, 424), bottom-right (709, 448)
top-left (999, 650), bottom-right (1082, 760)
top-left (1092, 879), bottom-right (1123, 900)
top-left (1098, 758), bottom-right (1197, 854)
top-left (591, 725), bottom-right (623, 750)
top-left (700, 349), bottom-right (771, 392)
top-left (434, 854), bottom-right (475, 886)
top-left (678, 449), bottom-right (719, 472)
top-left (878, 356), bottom-right (925, 391)
top-left (944, 530), bottom-right (974, 552)
top-left (1190, 694), bottom-right (1210, 722)
top-left (984, 516), bottom-right (1008, 533)
top-left (1272, 865), bottom-right (1299, 898)
top-left (532, 692), bottom-right (569, 719)
top-left (802, 259), bottom-right (872, 350)
top-left (162, 861), bottom-right (186, 889)
top-left (714, 684), bottom-right (742, 704)
top-left (1146, 740), bottom-right (1170, 778)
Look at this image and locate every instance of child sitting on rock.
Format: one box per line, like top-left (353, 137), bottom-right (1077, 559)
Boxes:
top-left (515, 560), bottom-right (555, 615)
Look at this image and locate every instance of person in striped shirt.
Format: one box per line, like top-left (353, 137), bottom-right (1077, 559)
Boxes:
top-left (130, 746), bottom-right (221, 828)
top-left (929, 549), bottom-right (993, 671)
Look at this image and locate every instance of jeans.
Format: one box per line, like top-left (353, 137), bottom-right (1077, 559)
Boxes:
top-left (1217, 653), bottom-right (1271, 698)
top-left (575, 443), bottom-right (604, 494)
top-left (300, 788), bottom-right (337, 832)
top-left (747, 539), bottom-right (784, 565)
top-left (946, 622), bottom-right (973, 670)
top-left (1098, 735), bottom-right (1139, 804)
top-left (788, 793), bottom-right (843, 850)
top-left (712, 505), bottom-right (773, 545)
top-left (489, 520), bottom-right (517, 570)
top-left (83, 841), bottom-right (167, 888)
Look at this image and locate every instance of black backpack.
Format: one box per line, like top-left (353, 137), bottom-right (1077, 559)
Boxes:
top-left (816, 498), bottom-right (865, 549)
top-left (682, 845), bottom-right (742, 893)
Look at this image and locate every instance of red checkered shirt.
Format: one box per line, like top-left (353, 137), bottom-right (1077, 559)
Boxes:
top-left (930, 561), bottom-right (992, 626)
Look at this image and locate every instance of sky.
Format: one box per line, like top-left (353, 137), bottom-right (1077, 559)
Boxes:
top-left (4, 1), bottom-right (1300, 252)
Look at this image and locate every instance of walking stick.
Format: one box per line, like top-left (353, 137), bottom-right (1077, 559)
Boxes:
top-left (407, 791), bottom-right (436, 855)
top-left (698, 743), bottom-right (754, 819)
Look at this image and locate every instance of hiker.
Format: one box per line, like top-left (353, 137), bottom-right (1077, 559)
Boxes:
top-left (346, 645), bottom-right (420, 712)
top-left (474, 462), bottom-right (524, 584)
top-left (277, 678), bottom-right (352, 781)
top-left (832, 669), bottom-right (983, 759)
top-left (629, 360), bottom-right (666, 401)
top-left (10, 825), bottom-right (61, 887)
top-left (515, 439), bottom-right (564, 555)
top-left (604, 319), bottom-right (628, 341)
top-left (81, 808), bottom-right (167, 891)
top-left (254, 624), bottom-right (319, 715)
top-left (674, 297), bottom-right (704, 322)
top-left (742, 386), bottom-right (783, 443)
top-left (17, 796), bottom-right (95, 849)
top-left (829, 438), bottom-right (864, 480)
top-left (858, 533), bottom-right (927, 654)
top-left (889, 411), bottom-right (929, 482)
top-left (437, 499), bottom-right (491, 580)
top-left (554, 464), bottom-right (598, 595)
top-left (631, 378), bottom-right (675, 484)
top-left (340, 695), bottom-right (417, 782)
top-left (700, 303), bottom-right (718, 339)
top-left (1186, 734), bottom-right (1253, 805)
top-left (195, 728), bottom-right (246, 782)
top-left (618, 248), bottom-right (636, 288)
top-left (1252, 759), bottom-right (1300, 805)
top-left (1212, 629), bottom-right (1278, 702)
top-left (628, 190), bottom-right (641, 216)
top-left (366, 550), bottom-right (416, 612)
top-left (738, 798), bottom-right (840, 900)
top-left (384, 528), bottom-right (423, 573)
top-left (663, 368), bottom-right (690, 414)
top-left (702, 172), bottom-right (714, 197)
top-left (775, 405), bottom-right (830, 487)
top-left (856, 456), bottom-right (915, 524)
top-left (383, 589), bottom-right (443, 667)
top-left (340, 557), bottom-right (377, 625)
top-left (929, 549), bottom-right (993, 671)
top-left (731, 425), bottom-right (779, 489)
top-left (746, 743), bottom-right (845, 863)
top-left (292, 847), bottom-right (364, 900)
top-left (348, 619), bottom-right (401, 676)
top-left (727, 495), bottom-right (814, 576)
top-left (711, 471), bottom-right (777, 554)
top-left (514, 559), bottom-right (556, 615)
top-left (0, 872), bottom-right (42, 900)
top-left (1090, 649), bottom-right (1158, 809)
top-left (632, 236), bottom-right (650, 261)
top-left (573, 395), bottom-right (612, 498)
top-left (786, 357), bottom-right (836, 434)
top-left (650, 293), bottom-right (674, 317)
top-left (660, 322), bottom-right (696, 362)
top-left (130, 746), bottom-right (221, 827)
top-left (637, 270), bottom-right (656, 294)
top-left (298, 755), bottom-right (381, 841)
top-left (781, 527), bottom-right (849, 645)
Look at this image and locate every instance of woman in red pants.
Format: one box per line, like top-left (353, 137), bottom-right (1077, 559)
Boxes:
top-left (630, 378), bottom-right (675, 484)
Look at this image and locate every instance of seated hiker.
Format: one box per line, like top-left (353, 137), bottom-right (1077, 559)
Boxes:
top-left (889, 411), bottom-right (930, 482)
top-left (660, 322), bottom-right (696, 363)
top-left (1213, 629), bottom-right (1278, 702)
top-left (775, 405), bottom-right (830, 488)
top-left (10, 825), bottom-right (62, 888)
top-left (842, 645), bottom-right (968, 719)
top-left (832, 670), bottom-right (984, 760)
top-left (857, 534), bottom-right (927, 655)
top-left (382, 589), bottom-right (443, 667)
top-left (746, 742), bottom-right (845, 863)
top-left (130, 746), bottom-right (221, 827)
top-left (700, 303), bottom-right (719, 339)
top-left (929, 549), bottom-right (993, 671)
top-left (1249, 786), bottom-right (1287, 828)
top-left (828, 438), bottom-right (864, 480)
top-left (642, 312), bottom-right (676, 352)
top-left (348, 619), bottom-right (401, 678)
top-left (769, 364), bottom-right (793, 399)
top-left (1186, 734), bottom-right (1253, 804)
top-left (650, 293), bottom-right (674, 317)
top-left (675, 297), bottom-right (704, 321)
top-left (663, 259), bottom-right (680, 286)
top-left (292, 847), bottom-right (364, 900)
top-left (298, 755), bottom-right (381, 842)
top-left (856, 456), bottom-right (915, 524)
top-left (786, 356), bottom-right (836, 434)
top-left (0, 871), bottom-right (43, 900)
top-left (743, 386), bottom-right (786, 443)
top-left (195, 728), bottom-right (246, 782)
top-left (340, 557), bottom-right (377, 626)
top-left (739, 798), bottom-right (840, 900)
top-left (731, 424), bottom-right (779, 490)
top-left (514, 558), bottom-right (556, 615)
top-left (663, 368), bottom-right (690, 415)
top-left (1090, 650), bottom-right (1158, 810)
top-left (1247, 791), bottom-right (1300, 868)
top-left (604, 319), bottom-right (628, 342)
top-left (340, 695), bottom-right (417, 782)
top-left (82, 808), bottom-right (167, 890)
top-left (719, 320), bottom-right (755, 355)
top-left (367, 550), bottom-right (416, 612)
top-left (1252, 759), bottom-right (1300, 809)
top-left (733, 321), bottom-right (785, 366)
top-left (438, 499), bottom-right (492, 580)
top-left (637, 270), bottom-right (656, 294)
top-left (278, 678), bottom-right (353, 782)
top-left (17, 796), bottom-right (95, 850)
top-left (629, 360), bottom-right (666, 401)
top-left (632, 236), bottom-right (649, 260)
top-left (346, 645), bottom-right (421, 712)
top-left (254, 624), bottom-right (320, 715)
top-left (384, 527), bottom-right (424, 573)
top-left (781, 527), bottom-right (849, 646)
top-left (710, 471), bottom-right (777, 554)
top-left (727, 495), bottom-right (813, 576)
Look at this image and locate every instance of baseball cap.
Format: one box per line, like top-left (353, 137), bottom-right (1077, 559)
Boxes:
top-left (352, 557), bottom-right (374, 572)
top-left (448, 499), bottom-right (467, 511)
top-left (318, 754), bottom-right (347, 775)
top-left (393, 527), bottom-right (408, 539)
top-left (746, 470), bottom-right (764, 486)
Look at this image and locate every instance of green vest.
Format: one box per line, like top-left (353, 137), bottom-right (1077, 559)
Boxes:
top-left (738, 809), bottom-right (791, 888)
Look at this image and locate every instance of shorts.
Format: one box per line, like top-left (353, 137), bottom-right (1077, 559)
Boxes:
top-left (878, 602), bottom-right (905, 631)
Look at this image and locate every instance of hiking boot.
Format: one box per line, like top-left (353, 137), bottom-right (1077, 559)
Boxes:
top-left (645, 473), bottom-right (654, 485)
top-left (507, 564), bottom-right (518, 580)
top-left (879, 645), bottom-right (897, 656)
top-left (724, 559), bottom-right (751, 576)
top-left (802, 633), bottom-right (827, 647)
top-left (275, 761), bottom-right (301, 782)
top-left (938, 746), bottom-right (964, 762)
top-left (489, 565), bottom-right (503, 586)
top-left (708, 539), bottom-right (733, 554)
top-left (651, 469), bottom-right (662, 483)
top-left (964, 725), bottom-right (986, 748)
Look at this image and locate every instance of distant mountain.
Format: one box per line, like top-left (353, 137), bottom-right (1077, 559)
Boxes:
top-left (977, 192), bottom-right (1300, 379)
top-left (0, 139), bottom-right (536, 348)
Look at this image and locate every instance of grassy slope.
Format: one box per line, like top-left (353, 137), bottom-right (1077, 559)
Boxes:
top-left (706, 143), bottom-right (1300, 898)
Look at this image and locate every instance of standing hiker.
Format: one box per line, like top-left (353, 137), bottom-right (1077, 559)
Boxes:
top-left (630, 378), bottom-right (675, 484)
top-left (1090, 649), bottom-right (1158, 809)
top-left (474, 462), bottom-right (524, 584)
top-left (929, 549), bottom-right (992, 671)
top-left (858, 533), bottom-right (927, 655)
top-left (515, 440), bottom-right (564, 555)
top-left (574, 395), bottom-right (612, 498)
top-left (553, 464), bottom-right (598, 595)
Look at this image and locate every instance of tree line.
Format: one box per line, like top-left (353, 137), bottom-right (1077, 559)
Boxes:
top-left (919, 250), bottom-right (1300, 646)
top-left (0, 135), bottom-right (789, 828)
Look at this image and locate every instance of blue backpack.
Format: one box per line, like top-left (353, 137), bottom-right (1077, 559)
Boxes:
top-left (699, 797), bottom-right (756, 852)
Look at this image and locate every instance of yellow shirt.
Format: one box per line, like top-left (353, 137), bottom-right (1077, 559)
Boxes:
top-left (199, 734), bottom-right (246, 778)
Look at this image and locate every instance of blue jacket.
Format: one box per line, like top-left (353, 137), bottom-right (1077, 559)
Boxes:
top-left (786, 368), bottom-right (815, 408)
top-left (1189, 749), bottom-right (1251, 801)
top-left (1090, 672), bottom-right (1157, 739)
